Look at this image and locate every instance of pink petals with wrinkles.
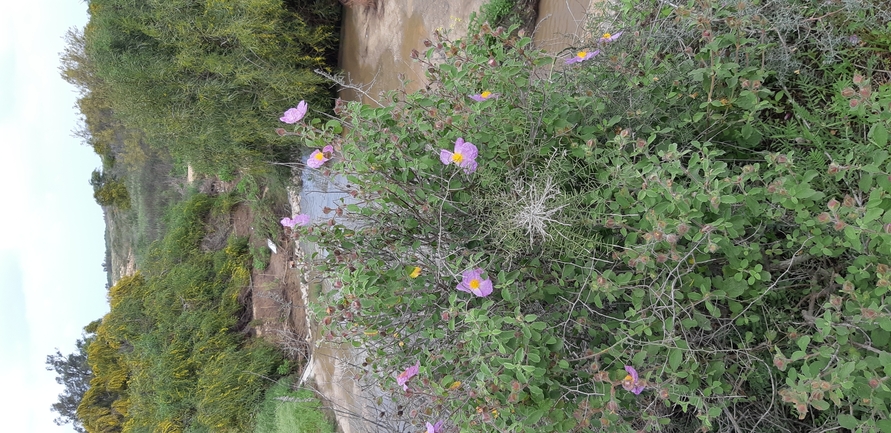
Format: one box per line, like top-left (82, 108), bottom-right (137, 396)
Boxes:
top-left (396, 361), bottom-right (420, 391)
top-left (565, 50), bottom-right (600, 64)
top-left (440, 138), bottom-right (478, 174)
top-left (280, 214), bottom-right (310, 228)
top-left (307, 145), bottom-right (334, 169)
top-left (622, 365), bottom-right (645, 395)
top-left (280, 100), bottom-right (308, 124)
top-left (457, 268), bottom-right (493, 297)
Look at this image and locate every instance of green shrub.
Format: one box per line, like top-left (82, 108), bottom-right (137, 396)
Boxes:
top-left (253, 381), bottom-right (335, 433)
top-left (282, 0), bottom-right (891, 431)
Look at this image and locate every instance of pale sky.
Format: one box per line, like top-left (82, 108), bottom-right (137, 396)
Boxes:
top-left (0, 0), bottom-right (109, 431)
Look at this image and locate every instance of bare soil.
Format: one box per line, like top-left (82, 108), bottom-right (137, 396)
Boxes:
top-left (229, 203), bottom-right (310, 362)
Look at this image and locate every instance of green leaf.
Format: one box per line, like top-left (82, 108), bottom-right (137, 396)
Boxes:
top-left (872, 123), bottom-right (889, 147)
top-left (525, 409), bottom-right (545, 424)
top-left (669, 349), bottom-right (683, 370)
top-left (810, 399), bottom-right (830, 411)
top-left (838, 414), bottom-right (858, 429)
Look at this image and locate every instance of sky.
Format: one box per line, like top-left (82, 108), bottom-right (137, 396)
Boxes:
top-left (0, 0), bottom-right (110, 432)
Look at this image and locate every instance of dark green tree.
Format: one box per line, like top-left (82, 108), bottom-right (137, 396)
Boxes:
top-left (46, 323), bottom-right (98, 433)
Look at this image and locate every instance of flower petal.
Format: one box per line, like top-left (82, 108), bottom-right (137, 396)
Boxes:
top-left (454, 139), bottom-right (478, 161)
top-left (476, 278), bottom-right (493, 297)
top-left (461, 159), bottom-right (478, 174)
top-left (323, 144), bottom-right (334, 153)
top-left (624, 365), bottom-right (639, 382)
top-left (293, 214), bottom-right (311, 226)
top-left (440, 149), bottom-right (454, 165)
top-left (280, 100), bottom-right (308, 124)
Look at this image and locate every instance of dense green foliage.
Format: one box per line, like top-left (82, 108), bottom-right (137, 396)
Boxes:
top-left (253, 381), bottom-right (335, 433)
top-left (77, 194), bottom-right (285, 433)
top-left (81, 0), bottom-right (340, 175)
top-left (286, 0), bottom-right (891, 432)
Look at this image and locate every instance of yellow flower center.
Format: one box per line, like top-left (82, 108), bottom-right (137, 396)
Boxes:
top-left (314, 152), bottom-right (325, 160)
top-left (451, 153), bottom-right (464, 163)
top-left (481, 91), bottom-right (491, 98)
top-left (409, 267), bottom-right (421, 278)
top-left (624, 374), bottom-right (633, 382)
top-left (469, 279), bottom-right (480, 289)
top-left (577, 51), bottom-right (588, 58)
top-left (603, 33), bottom-right (612, 39)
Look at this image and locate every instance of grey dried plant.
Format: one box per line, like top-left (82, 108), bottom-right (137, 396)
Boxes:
top-left (507, 175), bottom-right (569, 247)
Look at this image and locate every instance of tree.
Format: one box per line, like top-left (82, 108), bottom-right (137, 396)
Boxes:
top-left (46, 323), bottom-right (99, 433)
top-left (89, 169), bottom-right (131, 209)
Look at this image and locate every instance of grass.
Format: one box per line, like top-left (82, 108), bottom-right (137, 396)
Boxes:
top-left (253, 381), bottom-right (335, 433)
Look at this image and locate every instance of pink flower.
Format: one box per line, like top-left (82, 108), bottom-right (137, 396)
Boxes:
top-left (280, 100), bottom-right (308, 124)
top-left (440, 138), bottom-right (478, 173)
top-left (457, 268), bottom-right (493, 297)
top-left (599, 31), bottom-right (623, 43)
top-left (622, 365), bottom-right (645, 395)
top-left (280, 214), bottom-right (310, 228)
top-left (396, 361), bottom-right (420, 391)
top-left (307, 145), bottom-right (334, 169)
top-left (470, 91), bottom-right (499, 102)
top-left (565, 49), bottom-right (600, 64)
top-left (426, 421), bottom-right (444, 433)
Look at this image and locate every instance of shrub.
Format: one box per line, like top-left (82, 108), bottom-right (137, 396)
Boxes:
top-left (281, 0), bottom-right (891, 432)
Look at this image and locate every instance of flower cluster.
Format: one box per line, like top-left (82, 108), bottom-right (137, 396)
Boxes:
top-left (278, 100), bottom-right (497, 431)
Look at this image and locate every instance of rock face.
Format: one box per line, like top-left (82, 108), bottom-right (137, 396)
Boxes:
top-left (337, 0), bottom-right (488, 103)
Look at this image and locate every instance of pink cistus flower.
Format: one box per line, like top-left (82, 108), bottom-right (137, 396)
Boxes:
top-left (280, 100), bottom-right (308, 124)
top-left (457, 268), bottom-right (493, 297)
top-left (280, 214), bottom-right (310, 228)
top-left (470, 91), bottom-right (499, 102)
top-left (307, 145), bottom-right (334, 169)
top-left (440, 138), bottom-right (478, 173)
top-left (599, 31), bottom-right (623, 43)
top-left (426, 420), bottom-right (444, 433)
top-left (396, 361), bottom-right (420, 391)
top-left (565, 49), bottom-right (600, 65)
top-left (622, 365), bottom-right (645, 395)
